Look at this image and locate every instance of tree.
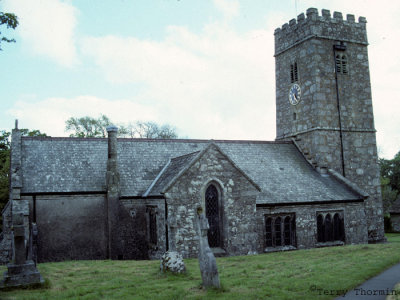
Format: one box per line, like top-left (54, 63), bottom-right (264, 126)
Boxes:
top-left (380, 151), bottom-right (400, 192)
top-left (0, 10), bottom-right (19, 50)
top-left (65, 115), bottom-right (178, 139)
top-left (66, 115), bottom-right (116, 138)
top-left (381, 177), bottom-right (398, 215)
top-left (0, 129), bottom-right (46, 231)
top-left (125, 121), bottom-right (178, 139)
top-left (0, 130), bottom-right (11, 208)
top-left (380, 151), bottom-right (400, 215)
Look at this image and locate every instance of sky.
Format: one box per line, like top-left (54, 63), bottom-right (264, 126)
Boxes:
top-left (0, 0), bottom-right (399, 159)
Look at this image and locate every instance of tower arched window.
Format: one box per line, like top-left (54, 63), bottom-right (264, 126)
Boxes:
top-left (290, 62), bottom-right (299, 83)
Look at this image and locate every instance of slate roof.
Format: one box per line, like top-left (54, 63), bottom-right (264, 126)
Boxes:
top-left (143, 151), bottom-right (200, 197)
top-left (20, 137), bottom-right (363, 204)
top-left (144, 143), bottom-right (261, 196)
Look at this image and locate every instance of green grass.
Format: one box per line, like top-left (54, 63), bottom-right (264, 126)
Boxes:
top-left (1, 234), bottom-right (400, 299)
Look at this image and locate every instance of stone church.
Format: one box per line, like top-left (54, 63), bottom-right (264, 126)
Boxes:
top-left (0, 8), bottom-right (384, 263)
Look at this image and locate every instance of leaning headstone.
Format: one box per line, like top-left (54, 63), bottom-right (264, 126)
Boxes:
top-left (160, 251), bottom-right (186, 274)
top-left (0, 213), bottom-right (44, 288)
top-left (195, 207), bottom-right (220, 289)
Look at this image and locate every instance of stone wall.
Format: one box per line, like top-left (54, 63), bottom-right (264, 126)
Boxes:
top-left (119, 198), bottom-right (166, 260)
top-left (164, 145), bottom-right (259, 258)
top-left (0, 202), bottom-right (13, 264)
top-left (2, 194), bottom-right (166, 263)
top-left (274, 8), bottom-right (367, 56)
top-left (256, 201), bottom-right (368, 252)
top-left (35, 194), bottom-right (107, 262)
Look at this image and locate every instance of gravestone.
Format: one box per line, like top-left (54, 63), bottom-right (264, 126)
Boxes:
top-left (159, 251), bottom-right (186, 274)
top-left (0, 213), bottom-right (44, 288)
top-left (160, 215), bottom-right (186, 274)
top-left (195, 207), bottom-right (220, 289)
top-left (28, 223), bottom-right (39, 266)
top-left (168, 215), bottom-right (177, 252)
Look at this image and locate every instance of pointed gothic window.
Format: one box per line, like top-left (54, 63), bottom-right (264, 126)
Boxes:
top-left (205, 184), bottom-right (221, 248)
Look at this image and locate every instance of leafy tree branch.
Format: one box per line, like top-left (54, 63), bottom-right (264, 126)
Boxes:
top-left (0, 11), bottom-right (19, 50)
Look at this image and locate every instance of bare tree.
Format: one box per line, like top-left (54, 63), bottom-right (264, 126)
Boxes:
top-left (124, 121), bottom-right (178, 139)
top-left (65, 115), bottom-right (178, 139)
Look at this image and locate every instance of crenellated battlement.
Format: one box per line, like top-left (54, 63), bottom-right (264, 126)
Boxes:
top-left (275, 8), bottom-right (368, 55)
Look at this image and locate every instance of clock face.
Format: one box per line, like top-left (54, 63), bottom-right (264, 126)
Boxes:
top-left (288, 83), bottom-right (301, 105)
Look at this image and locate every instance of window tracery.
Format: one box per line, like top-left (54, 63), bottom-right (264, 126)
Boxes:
top-left (265, 213), bottom-right (296, 248)
top-left (316, 212), bottom-right (345, 243)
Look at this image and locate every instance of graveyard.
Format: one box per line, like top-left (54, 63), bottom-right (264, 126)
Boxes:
top-left (0, 233), bottom-right (399, 299)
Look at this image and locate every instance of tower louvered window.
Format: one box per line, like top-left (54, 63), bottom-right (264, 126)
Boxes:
top-left (265, 214), bottom-right (296, 248)
top-left (335, 54), bottom-right (348, 75)
top-left (290, 62), bottom-right (298, 83)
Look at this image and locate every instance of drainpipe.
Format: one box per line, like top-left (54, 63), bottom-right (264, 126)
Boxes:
top-left (333, 42), bottom-right (346, 177)
top-left (165, 198), bottom-right (168, 252)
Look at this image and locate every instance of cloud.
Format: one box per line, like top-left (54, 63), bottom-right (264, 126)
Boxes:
top-left (80, 21), bottom-right (275, 140)
top-left (4, 0), bottom-right (400, 158)
top-left (3, 0), bottom-right (79, 66)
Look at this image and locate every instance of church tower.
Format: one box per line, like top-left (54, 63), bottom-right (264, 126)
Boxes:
top-left (274, 8), bottom-right (384, 242)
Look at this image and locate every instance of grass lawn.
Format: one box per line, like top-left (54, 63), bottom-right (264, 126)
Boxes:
top-left (1, 233), bottom-right (400, 300)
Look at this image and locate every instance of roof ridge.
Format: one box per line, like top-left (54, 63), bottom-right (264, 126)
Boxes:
top-left (21, 136), bottom-right (294, 144)
top-left (22, 136), bottom-right (107, 141)
top-left (142, 159), bottom-right (171, 197)
top-left (171, 151), bottom-right (201, 161)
